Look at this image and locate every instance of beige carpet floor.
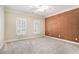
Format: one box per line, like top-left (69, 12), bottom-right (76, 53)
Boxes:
top-left (0, 36), bottom-right (79, 54)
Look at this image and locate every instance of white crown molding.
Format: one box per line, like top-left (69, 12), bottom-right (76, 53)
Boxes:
top-left (46, 6), bottom-right (79, 18)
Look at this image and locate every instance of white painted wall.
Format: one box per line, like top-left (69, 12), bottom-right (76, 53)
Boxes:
top-left (0, 6), bottom-right (4, 49)
top-left (5, 9), bottom-right (45, 42)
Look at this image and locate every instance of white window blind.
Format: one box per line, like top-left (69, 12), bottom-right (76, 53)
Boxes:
top-left (16, 17), bottom-right (27, 35)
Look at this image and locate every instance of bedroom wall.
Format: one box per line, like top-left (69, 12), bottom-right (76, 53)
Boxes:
top-left (45, 8), bottom-right (79, 42)
top-left (5, 9), bottom-right (45, 42)
top-left (0, 6), bottom-right (4, 49)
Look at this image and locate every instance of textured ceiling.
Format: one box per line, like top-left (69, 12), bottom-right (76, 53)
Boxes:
top-left (5, 5), bottom-right (79, 17)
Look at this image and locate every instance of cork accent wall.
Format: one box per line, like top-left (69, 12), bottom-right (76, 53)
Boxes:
top-left (45, 8), bottom-right (79, 42)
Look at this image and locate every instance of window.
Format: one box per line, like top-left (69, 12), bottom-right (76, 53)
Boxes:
top-left (16, 17), bottom-right (27, 35)
top-left (33, 20), bottom-right (41, 34)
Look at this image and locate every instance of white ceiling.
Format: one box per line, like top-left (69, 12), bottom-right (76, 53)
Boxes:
top-left (5, 5), bottom-right (79, 17)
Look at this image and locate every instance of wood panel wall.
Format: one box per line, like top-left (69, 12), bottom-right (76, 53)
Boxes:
top-left (45, 8), bottom-right (79, 42)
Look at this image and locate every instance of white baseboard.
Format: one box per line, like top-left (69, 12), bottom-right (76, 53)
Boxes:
top-left (5, 35), bottom-right (45, 43)
top-left (46, 36), bottom-right (79, 45)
